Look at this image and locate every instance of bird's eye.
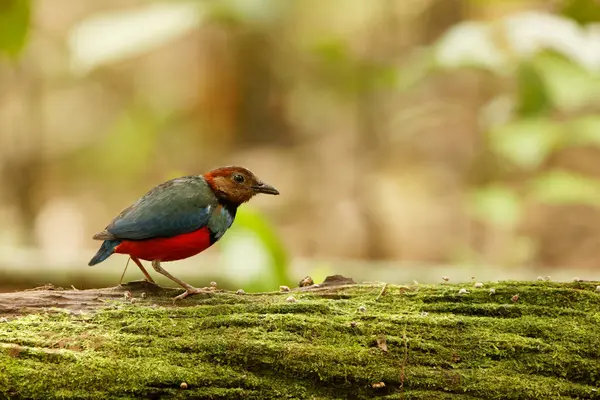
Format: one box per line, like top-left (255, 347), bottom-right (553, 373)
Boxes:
top-left (233, 174), bottom-right (245, 183)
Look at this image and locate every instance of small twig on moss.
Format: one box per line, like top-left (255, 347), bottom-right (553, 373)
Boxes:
top-left (375, 283), bottom-right (388, 301)
top-left (399, 325), bottom-right (408, 399)
top-left (376, 335), bottom-right (388, 352)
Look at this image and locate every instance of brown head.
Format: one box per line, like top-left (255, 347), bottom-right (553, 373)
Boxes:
top-left (203, 166), bottom-right (279, 205)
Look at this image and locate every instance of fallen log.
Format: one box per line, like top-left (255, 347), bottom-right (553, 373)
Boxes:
top-left (0, 277), bottom-right (599, 399)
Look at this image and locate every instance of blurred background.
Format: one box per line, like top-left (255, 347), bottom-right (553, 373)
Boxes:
top-left (1, 0), bottom-right (600, 292)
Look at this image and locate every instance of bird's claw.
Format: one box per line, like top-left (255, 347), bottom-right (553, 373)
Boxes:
top-left (173, 287), bottom-right (207, 302)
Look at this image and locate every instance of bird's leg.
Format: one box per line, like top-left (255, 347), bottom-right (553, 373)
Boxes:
top-left (119, 257), bottom-right (131, 285)
top-left (150, 260), bottom-right (206, 300)
top-left (131, 256), bottom-right (156, 284)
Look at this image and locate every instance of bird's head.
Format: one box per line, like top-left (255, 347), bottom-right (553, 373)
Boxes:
top-left (204, 166), bottom-right (279, 205)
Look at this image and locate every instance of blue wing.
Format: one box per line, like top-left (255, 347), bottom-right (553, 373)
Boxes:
top-left (107, 207), bottom-right (212, 240)
top-left (101, 176), bottom-right (217, 241)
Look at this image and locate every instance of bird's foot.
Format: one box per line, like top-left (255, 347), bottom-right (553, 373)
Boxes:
top-left (173, 287), bottom-right (209, 302)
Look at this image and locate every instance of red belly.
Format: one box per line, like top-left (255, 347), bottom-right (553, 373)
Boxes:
top-left (114, 227), bottom-right (212, 262)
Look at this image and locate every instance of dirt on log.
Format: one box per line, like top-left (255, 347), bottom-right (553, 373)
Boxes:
top-left (0, 276), bottom-right (599, 399)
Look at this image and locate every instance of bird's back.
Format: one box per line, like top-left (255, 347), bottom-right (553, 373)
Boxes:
top-left (94, 176), bottom-right (220, 241)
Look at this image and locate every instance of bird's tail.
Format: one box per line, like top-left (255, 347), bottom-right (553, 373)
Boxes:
top-left (88, 239), bottom-right (121, 266)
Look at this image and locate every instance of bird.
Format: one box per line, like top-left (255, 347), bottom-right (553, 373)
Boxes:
top-left (88, 166), bottom-right (279, 300)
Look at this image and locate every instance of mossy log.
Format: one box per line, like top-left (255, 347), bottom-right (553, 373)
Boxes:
top-left (1, 276), bottom-right (599, 399)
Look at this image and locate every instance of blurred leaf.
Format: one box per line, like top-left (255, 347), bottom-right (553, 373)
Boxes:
top-left (533, 52), bottom-right (600, 112)
top-left (529, 170), bottom-right (600, 206)
top-left (312, 39), bottom-right (398, 94)
top-left (85, 105), bottom-right (165, 184)
top-left (502, 12), bottom-right (600, 72)
top-left (312, 38), bottom-right (350, 64)
top-left (68, 2), bottom-right (205, 74)
top-left (469, 185), bottom-right (522, 229)
top-left (516, 61), bottom-right (552, 116)
top-left (0, 0), bottom-right (30, 58)
top-left (306, 262), bottom-right (334, 287)
top-left (209, 0), bottom-right (286, 24)
top-left (564, 115), bottom-right (600, 147)
top-left (560, 0), bottom-right (600, 25)
top-left (363, 63), bottom-right (398, 90)
top-left (434, 21), bottom-right (506, 72)
top-left (219, 207), bottom-right (289, 291)
top-left (435, 12), bottom-right (600, 75)
top-left (488, 118), bottom-right (562, 170)
top-left (312, 38), bottom-right (361, 93)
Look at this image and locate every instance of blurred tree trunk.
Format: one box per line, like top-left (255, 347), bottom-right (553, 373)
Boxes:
top-left (1, 59), bottom-right (45, 245)
top-left (236, 29), bottom-right (293, 147)
top-left (354, 0), bottom-right (466, 260)
top-left (421, 0), bottom-right (465, 45)
top-left (354, 0), bottom-right (405, 260)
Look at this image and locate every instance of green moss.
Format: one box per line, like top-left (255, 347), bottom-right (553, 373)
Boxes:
top-left (1, 280), bottom-right (600, 399)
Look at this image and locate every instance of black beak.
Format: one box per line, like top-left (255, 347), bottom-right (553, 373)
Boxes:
top-left (252, 182), bottom-right (279, 195)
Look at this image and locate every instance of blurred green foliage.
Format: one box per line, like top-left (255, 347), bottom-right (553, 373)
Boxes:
top-left (470, 185), bottom-right (521, 230)
top-left (4, 0), bottom-right (600, 286)
top-left (432, 1), bottom-right (600, 265)
top-left (516, 61), bottom-right (551, 117)
top-left (88, 105), bottom-right (165, 184)
top-left (488, 117), bottom-right (562, 170)
top-left (0, 0), bottom-right (29, 58)
top-left (530, 170), bottom-right (600, 207)
top-left (220, 207), bottom-right (291, 291)
top-left (560, 0), bottom-right (600, 25)
top-left (0, 0), bottom-right (291, 289)
top-left (481, 52), bottom-right (600, 211)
